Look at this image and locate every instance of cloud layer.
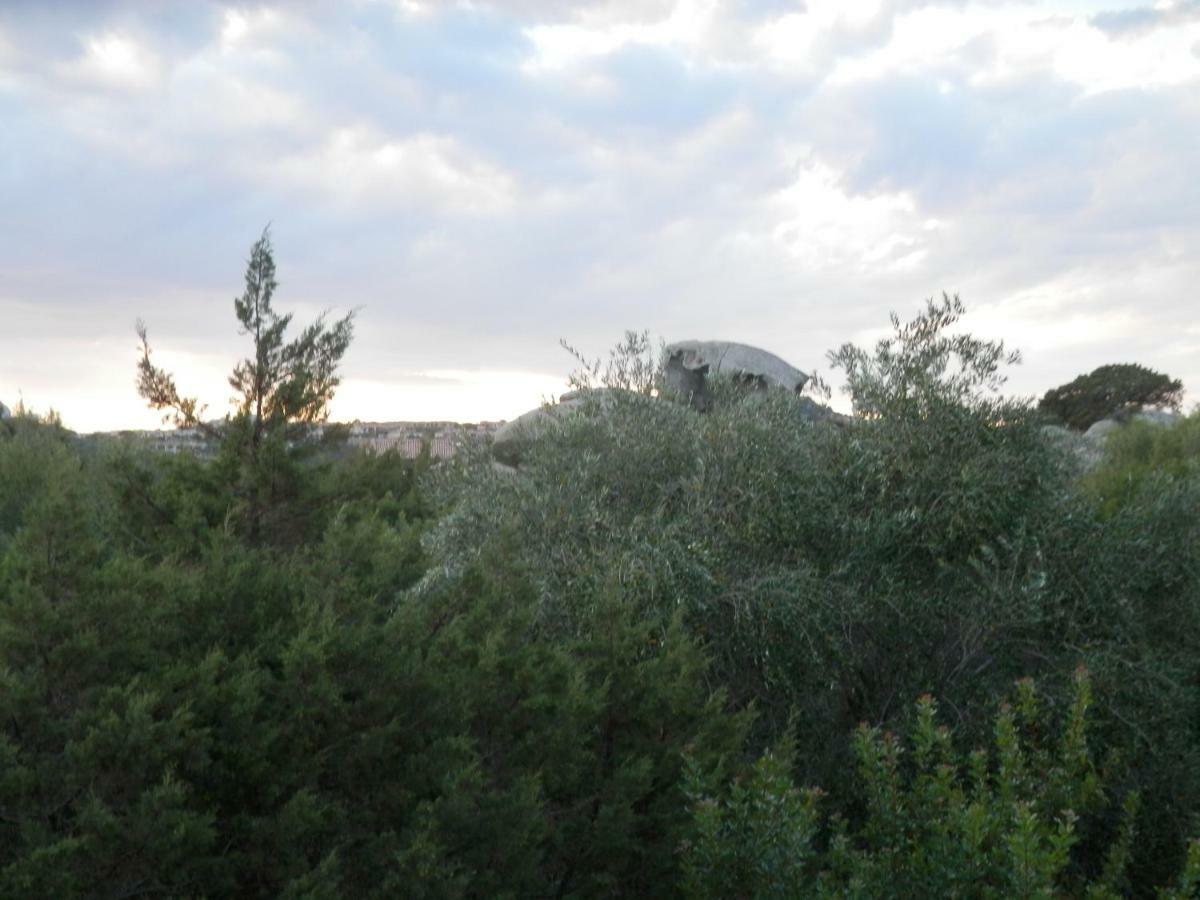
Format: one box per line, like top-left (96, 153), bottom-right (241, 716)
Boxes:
top-left (2, 0), bottom-right (1198, 431)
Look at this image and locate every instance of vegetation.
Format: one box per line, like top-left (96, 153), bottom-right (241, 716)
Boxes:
top-left (2, 245), bottom-right (1199, 896)
top-left (682, 671), bottom-right (1200, 899)
top-left (137, 226), bottom-right (356, 545)
top-left (1082, 410), bottom-right (1200, 516)
top-left (1039, 363), bottom-right (1183, 431)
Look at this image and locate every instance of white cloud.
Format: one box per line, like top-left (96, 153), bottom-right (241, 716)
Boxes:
top-left (967, 275), bottom-right (1144, 354)
top-left (215, 6), bottom-right (294, 64)
top-left (481, 0), bottom-right (679, 26)
top-left (1051, 13), bottom-right (1200, 93)
top-left (825, 5), bottom-right (1003, 85)
top-left (264, 127), bottom-right (518, 215)
top-left (754, 0), bottom-right (892, 75)
top-left (765, 155), bottom-right (940, 274)
top-left (221, 9), bottom-right (250, 47)
top-left (335, 369), bottom-right (566, 423)
top-left (520, 0), bottom-right (718, 71)
top-left (61, 31), bottom-right (162, 91)
top-left (825, 1), bottom-right (1200, 93)
top-left (3, 0), bottom-right (1200, 424)
top-left (169, 60), bottom-right (309, 133)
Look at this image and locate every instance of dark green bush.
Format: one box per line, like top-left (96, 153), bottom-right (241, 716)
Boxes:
top-left (421, 300), bottom-right (1200, 886)
top-left (425, 298), bottom-right (1070, 778)
top-left (1081, 411), bottom-right (1200, 516)
top-left (682, 671), bottom-right (1200, 899)
top-left (4, 292), bottom-right (1200, 894)
top-left (1039, 364), bottom-right (1183, 431)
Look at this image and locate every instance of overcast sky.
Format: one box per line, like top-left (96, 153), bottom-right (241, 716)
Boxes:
top-left (2, 0), bottom-right (1198, 431)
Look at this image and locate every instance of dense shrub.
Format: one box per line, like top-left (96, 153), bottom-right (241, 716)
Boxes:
top-left (0, 414), bottom-right (747, 896)
top-left (1081, 410), bottom-right (1200, 516)
top-left (3, 293), bottom-right (1200, 894)
top-left (682, 671), bottom-right (1200, 898)
top-left (421, 299), bottom-right (1200, 887)
top-left (424, 298), bottom-right (1071, 774)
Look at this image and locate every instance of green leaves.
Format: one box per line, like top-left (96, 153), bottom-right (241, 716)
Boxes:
top-left (828, 293), bottom-right (1021, 420)
top-left (136, 227), bottom-right (356, 545)
top-left (1082, 410), bottom-right (1200, 517)
top-left (8, 295), bottom-right (1200, 894)
top-left (682, 673), bottom-right (1161, 899)
top-left (682, 746), bottom-right (821, 900)
top-left (1039, 363), bottom-right (1183, 431)
top-left (225, 227), bottom-right (355, 435)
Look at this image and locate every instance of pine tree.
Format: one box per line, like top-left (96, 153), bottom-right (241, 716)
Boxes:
top-left (136, 227), bottom-right (355, 542)
top-left (1038, 362), bottom-right (1183, 431)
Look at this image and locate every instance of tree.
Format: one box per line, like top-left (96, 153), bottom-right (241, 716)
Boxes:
top-left (136, 227), bottom-right (355, 542)
top-left (1038, 363), bottom-right (1183, 431)
top-left (137, 227), bottom-right (354, 441)
top-left (827, 293), bottom-right (1020, 420)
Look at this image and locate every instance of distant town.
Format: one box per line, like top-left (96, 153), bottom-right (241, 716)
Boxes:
top-left (91, 420), bottom-right (506, 461)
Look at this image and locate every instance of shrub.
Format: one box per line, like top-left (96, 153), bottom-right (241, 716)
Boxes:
top-left (422, 299), bottom-right (1073, 790)
top-left (683, 671), bottom-right (1200, 899)
top-left (1081, 410), bottom-right (1200, 516)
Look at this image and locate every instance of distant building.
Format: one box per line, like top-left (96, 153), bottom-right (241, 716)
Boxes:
top-left (112, 420), bottom-right (505, 461)
top-left (345, 421), bottom-right (503, 459)
top-left (131, 427), bottom-right (216, 458)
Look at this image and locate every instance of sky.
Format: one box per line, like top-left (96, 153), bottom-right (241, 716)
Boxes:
top-left (1, 0), bottom-right (1198, 432)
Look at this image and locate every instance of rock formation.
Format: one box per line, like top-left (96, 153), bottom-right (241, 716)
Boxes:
top-left (493, 341), bottom-right (826, 466)
top-left (1045, 406), bottom-right (1183, 471)
top-left (662, 340), bottom-right (809, 411)
top-left (492, 388), bottom-right (623, 467)
top-left (1085, 407), bottom-right (1180, 440)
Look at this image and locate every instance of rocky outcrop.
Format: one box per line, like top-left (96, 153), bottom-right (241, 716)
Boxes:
top-left (1047, 406), bottom-right (1183, 470)
top-left (493, 342), bottom-right (827, 466)
top-left (492, 388), bottom-right (623, 467)
top-left (1083, 418), bottom-right (1122, 440)
top-left (1041, 424), bottom-right (1103, 469)
top-left (1130, 408), bottom-right (1180, 428)
top-left (1085, 407), bottom-right (1180, 440)
top-left (663, 340), bottom-right (809, 410)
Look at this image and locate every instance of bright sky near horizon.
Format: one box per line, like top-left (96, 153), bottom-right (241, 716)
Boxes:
top-left (2, 0), bottom-right (1198, 432)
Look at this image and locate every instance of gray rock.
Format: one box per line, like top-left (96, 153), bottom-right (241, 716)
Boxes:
top-left (492, 402), bottom-right (573, 466)
top-left (0, 401), bottom-right (10, 421)
top-left (1085, 407), bottom-right (1180, 442)
top-left (663, 340), bottom-right (809, 411)
top-left (1132, 408), bottom-right (1180, 427)
top-left (492, 388), bottom-right (623, 466)
top-left (1042, 424), bottom-right (1103, 470)
top-left (1084, 418), bottom-right (1122, 440)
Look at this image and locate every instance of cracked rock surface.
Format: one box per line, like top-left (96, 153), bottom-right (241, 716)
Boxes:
top-left (663, 340), bottom-right (808, 410)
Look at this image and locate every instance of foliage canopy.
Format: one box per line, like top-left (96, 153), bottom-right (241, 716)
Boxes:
top-left (136, 228), bottom-right (355, 543)
top-left (2, 289), bottom-right (1200, 895)
top-left (137, 226), bottom-right (354, 441)
top-left (1038, 363), bottom-right (1183, 431)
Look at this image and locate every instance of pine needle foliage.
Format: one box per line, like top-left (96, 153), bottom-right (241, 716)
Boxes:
top-left (136, 228), bottom-right (355, 543)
